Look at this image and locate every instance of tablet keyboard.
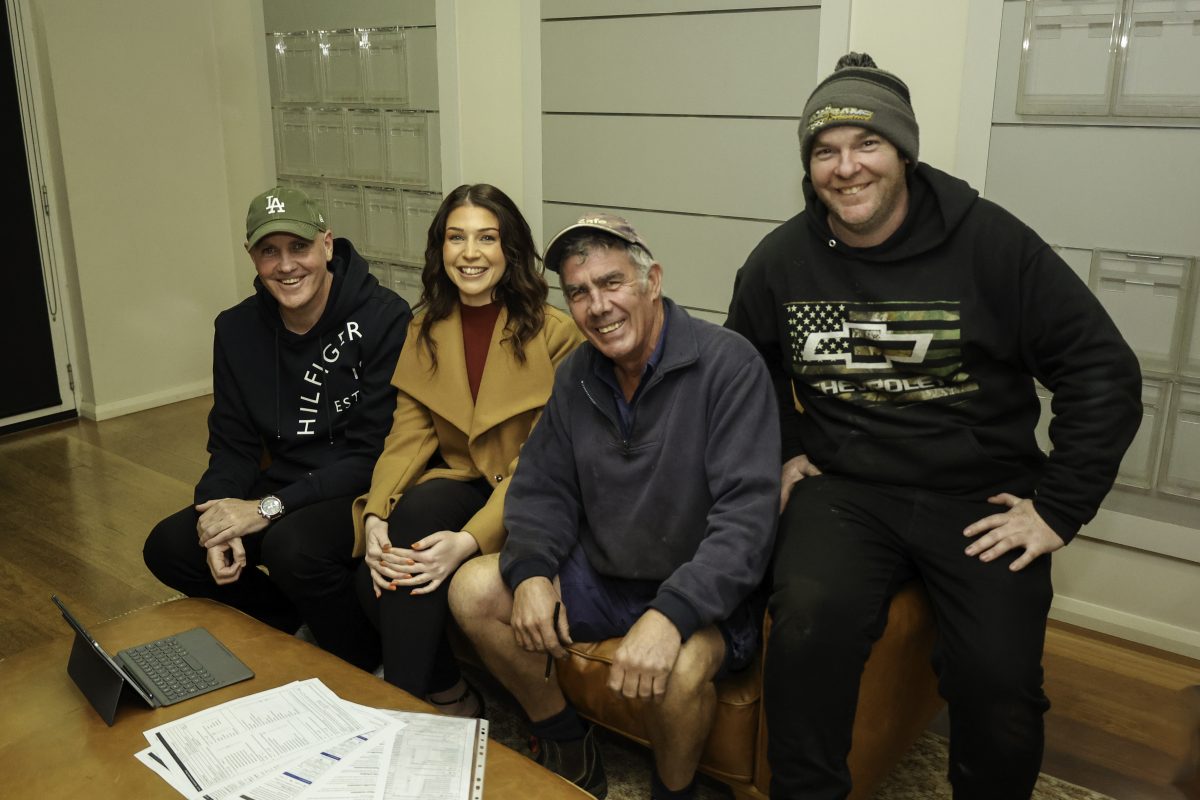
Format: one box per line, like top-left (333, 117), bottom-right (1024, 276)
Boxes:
top-left (125, 638), bottom-right (220, 702)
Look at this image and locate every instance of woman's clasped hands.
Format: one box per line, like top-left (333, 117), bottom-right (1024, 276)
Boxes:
top-left (363, 513), bottom-right (479, 598)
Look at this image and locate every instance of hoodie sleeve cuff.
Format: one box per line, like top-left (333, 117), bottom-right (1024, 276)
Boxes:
top-left (1032, 500), bottom-right (1080, 545)
top-left (501, 558), bottom-right (557, 592)
top-left (273, 483), bottom-right (314, 516)
top-left (649, 592), bottom-right (702, 642)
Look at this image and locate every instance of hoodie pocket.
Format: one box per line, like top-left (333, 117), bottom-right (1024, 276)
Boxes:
top-left (824, 428), bottom-right (1019, 493)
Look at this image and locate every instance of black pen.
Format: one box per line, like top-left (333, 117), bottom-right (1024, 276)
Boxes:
top-left (545, 601), bottom-right (561, 681)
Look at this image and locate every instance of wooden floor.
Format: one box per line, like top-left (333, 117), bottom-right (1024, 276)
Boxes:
top-left (1, 397), bottom-right (1198, 799)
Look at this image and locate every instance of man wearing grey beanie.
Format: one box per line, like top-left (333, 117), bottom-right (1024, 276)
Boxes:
top-left (727, 54), bottom-right (1142, 799)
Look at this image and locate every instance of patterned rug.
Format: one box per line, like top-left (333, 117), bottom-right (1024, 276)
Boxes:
top-left (872, 734), bottom-right (1117, 800)
top-left (471, 665), bottom-right (1116, 800)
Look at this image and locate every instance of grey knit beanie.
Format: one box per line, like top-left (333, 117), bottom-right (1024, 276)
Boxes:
top-left (799, 52), bottom-right (919, 174)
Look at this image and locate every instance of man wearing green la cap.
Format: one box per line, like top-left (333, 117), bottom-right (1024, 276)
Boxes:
top-left (144, 186), bottom-right (411, 671)
top-left (243, 186), bottom-right (336, 332)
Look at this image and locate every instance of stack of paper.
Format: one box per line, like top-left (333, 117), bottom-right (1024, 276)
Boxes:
top-left (136, 678), bottom-right (488, 800)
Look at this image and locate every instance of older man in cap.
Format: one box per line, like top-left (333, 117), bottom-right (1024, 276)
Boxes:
top-left (450, 213), bottom-right (779, 799)
top-left (727, 53), bottom-right (1142, 798)
top-left (144, 186), bottom-right (411, 671)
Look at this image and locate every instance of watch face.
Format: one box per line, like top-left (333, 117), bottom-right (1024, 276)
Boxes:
top-left (260, 496), bottom-right (283, 518)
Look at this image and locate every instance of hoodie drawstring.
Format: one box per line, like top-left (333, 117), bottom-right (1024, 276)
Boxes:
top-left (273, 331), bottom-right (281, 441)
top-left (320, 334), bottom-right (334, 445)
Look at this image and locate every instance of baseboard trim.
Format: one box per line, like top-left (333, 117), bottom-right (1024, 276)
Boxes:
top-left (1051, 594), bottom-right (1200, 661)
top-left (80, 380), bottom-right (213, 421)
top-left (0, 409), bottom-right (78, 437)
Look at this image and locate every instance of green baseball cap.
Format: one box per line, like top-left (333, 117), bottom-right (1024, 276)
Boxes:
top-left (245, 186), bottom-right (328, 247)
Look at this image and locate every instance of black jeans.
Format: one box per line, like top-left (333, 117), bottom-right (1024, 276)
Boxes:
top-left (765, 475), bottom-right (1052, 800)
top-left (354, 477), bottom-right (491, 696)
top-left (143, 485), bottom-right (380, 671)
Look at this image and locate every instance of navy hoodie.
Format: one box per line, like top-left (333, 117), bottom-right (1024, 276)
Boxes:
top-left (194, 238), bottom-right (411, 512)
top-left (727, 163), bottom-right (1142, 542)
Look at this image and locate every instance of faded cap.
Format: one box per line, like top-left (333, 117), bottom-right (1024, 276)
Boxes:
top-left (544, 212), bottom-right (653, 273)
top-left (245, 186), bottom-right (328, 247)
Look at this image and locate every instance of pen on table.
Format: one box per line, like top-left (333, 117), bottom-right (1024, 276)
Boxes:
top-left (545, 601), bottom-right (561, 681)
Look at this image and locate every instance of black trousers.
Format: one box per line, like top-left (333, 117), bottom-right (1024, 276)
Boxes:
top-left (765, 475), bottom-right (1052, 800)
top-left (143, 485), bottom-right (380, 672)
top-left (354, 477), bottom-right (491, 697)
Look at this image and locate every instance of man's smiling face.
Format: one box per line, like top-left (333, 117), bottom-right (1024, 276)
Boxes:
top-left (561, 246), bottom-right (662, 376)
top-left (247, 231), bottom-right (334, 329)
top-left (809, 125), bottom-right (909, 248)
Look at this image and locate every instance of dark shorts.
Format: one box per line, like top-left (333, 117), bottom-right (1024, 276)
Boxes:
top-left (557, 543), bottom-right (759, 676)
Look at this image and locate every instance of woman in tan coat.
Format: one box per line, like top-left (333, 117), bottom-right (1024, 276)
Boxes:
top-left (354, 184), bottom-right (581, 716)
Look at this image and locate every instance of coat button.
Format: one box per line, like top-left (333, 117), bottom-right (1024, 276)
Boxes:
top-left (494, 474), bottom-right (503, 482)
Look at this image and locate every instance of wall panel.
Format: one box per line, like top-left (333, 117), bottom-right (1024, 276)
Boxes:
top-left (263, 0), bottom-right (434, 31)
top-left (407, 27), bottom-right (439, 111)
top-left (985, 125), bottom-right (1200, 256)
top-left (544, 116), bottom-right (802, 225)
top-left (540, 3), bottom-right (820, 318)
top-left (543, 0), bottom-right (813, 18)
top-left (542, 10), bottom-right (819, 117)
top-left (544, 202), bottom-right (779, 313)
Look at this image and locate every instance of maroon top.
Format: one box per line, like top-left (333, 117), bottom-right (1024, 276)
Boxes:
top-left (460, 302), bottom-right (503, 402)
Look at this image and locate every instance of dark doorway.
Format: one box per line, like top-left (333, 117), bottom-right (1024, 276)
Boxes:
top-left (2, 9), bottom-right (64, 419)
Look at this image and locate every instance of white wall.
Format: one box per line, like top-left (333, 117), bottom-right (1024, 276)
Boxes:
top-left (212, 0), bottom-right (277, 298)
top-left (818, 0), bottom-right (999, 188)
top-left (845, 0), bottom-right (969, 174)
top-left (450, 1), bottom-right (531, 200)
top-left (433, 0), bottom-right (543, 235)
top-left (30, 0), bottom-right (273, 419)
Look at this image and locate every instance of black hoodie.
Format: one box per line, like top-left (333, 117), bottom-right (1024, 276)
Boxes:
top-left (194, 238), bottom-right (412, 513)
top-left (727, 163), bottom-right (1142, 542)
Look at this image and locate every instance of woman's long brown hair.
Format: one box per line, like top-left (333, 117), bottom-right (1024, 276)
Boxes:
top-left (415, 184), bottom-right (549, 369)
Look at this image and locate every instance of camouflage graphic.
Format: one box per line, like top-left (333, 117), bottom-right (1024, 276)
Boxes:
top-left (786, 300), bottom-right (978, 406)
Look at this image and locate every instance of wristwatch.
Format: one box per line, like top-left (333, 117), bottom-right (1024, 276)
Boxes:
top-left (257, 495), bottom-right (285, 521)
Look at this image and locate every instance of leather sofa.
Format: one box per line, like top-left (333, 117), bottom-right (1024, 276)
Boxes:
top-left (554, 582), bottom-right (943, 799)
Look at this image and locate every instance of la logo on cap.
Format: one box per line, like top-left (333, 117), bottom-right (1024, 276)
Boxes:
top-left (265, 195), bottom-right (287, 215)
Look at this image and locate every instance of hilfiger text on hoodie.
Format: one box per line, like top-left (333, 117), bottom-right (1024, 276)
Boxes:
top-left (298, 320), bottom-right (364, 435)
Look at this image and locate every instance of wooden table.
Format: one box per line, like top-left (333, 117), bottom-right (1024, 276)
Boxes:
top-left (0, 598), bottom-right (590, 798)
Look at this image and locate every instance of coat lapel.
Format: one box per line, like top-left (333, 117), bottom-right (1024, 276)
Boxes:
top-left (399, 304), bottom-right (474, 434)
top-left (398, 305), bottom-right (556, 443)
top-left (471, 308), bottom-right (556, 441)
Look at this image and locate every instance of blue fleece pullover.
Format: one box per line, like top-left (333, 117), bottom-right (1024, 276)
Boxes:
top-left (500, 299), bottom-right (780, 640)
